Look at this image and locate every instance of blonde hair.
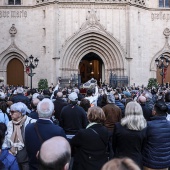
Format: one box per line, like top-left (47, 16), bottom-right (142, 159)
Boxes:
top-left (101, 158), bottom-right (140, 170)
top-left (87, 106), bottom-right (106, 124)
top-left (121, 101), bottom-right (146, 130)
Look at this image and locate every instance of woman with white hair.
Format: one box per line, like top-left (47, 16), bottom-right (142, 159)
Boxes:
top-left (3, 102), bottom-right (36, 170)
top-left (112, 101), bottom-right (147, 169)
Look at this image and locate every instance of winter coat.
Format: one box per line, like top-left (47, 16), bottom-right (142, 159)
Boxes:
top-left (0, 149), bottom-right (19, 170)
top-left (142, 116), bottom-right (170, 169)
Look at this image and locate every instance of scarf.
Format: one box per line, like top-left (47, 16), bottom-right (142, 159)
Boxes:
top-left (10, 115), bottom-right (27, 155)
top-left (86, 122), bottom-right (98, 129)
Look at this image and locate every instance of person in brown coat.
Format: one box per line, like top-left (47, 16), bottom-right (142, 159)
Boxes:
top-left (102, 92), bottom-right (122, 133)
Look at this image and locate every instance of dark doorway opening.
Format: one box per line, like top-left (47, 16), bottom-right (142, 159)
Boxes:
top-left (7, 58), bottom-right (24, 86)
top-left (79, 52), bottom-right (103, 83)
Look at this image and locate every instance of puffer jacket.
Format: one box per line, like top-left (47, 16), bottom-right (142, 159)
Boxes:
top-left (0, 149), bottom-right (19, 170)
top-left (142, 116), bottom-right (170, 169)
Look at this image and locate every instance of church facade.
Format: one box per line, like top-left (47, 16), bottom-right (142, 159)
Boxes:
top-left (0, 0), bottom-right (170, 87)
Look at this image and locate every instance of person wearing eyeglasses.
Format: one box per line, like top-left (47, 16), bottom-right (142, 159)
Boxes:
top-left (3, 102), bottom-right (36, 170)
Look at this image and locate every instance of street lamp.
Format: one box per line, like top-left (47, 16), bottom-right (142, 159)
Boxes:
top-left (25, 55), bottom-right (39, 89)
top-left (155, 54), bottom-right (169, 87)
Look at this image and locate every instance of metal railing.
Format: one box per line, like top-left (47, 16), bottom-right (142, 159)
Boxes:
top-left (58, 74), bottom-right (81, 88)
top-left (109, 73), bottom-right (128, 88)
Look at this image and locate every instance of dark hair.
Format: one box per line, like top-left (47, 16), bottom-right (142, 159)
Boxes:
top-left (38, 151), bottom-right (70, 170)
top-left (0, 123), bottom-right (7, 149)
top-left (80, 99), bottom-right (90, 112)
top-left (154, 100), bottom-right (168, 115)
top-left (54, 90), bottom-right (58, 97)
top-left (43, 89), bottom-right (51, 96)
top-left (165, 92), bottom-right (170, 102)
top-left (101, 94), bottom-right (107, 105)
top-left (0, 101), bottom-right (7, 113)
top-left (86, 89), bottom-right (93, 96)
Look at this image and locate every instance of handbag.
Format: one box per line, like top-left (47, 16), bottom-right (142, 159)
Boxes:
top-left (16, 147), bottom-right (28, 163)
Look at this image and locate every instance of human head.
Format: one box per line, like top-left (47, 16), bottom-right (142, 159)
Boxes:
top-left (16, 87), bottom-right (24, 94)
top-left (86, 89), bottom-right (93, 96)
top-left (32, 93), bottom-right (40, 100)
top-left (101, 158), bottom-right (140, 170)
top-left (38, 136), bottom-right (71, 170)
top-left (87, 106), bottom-right (106, 124)
top-left (0, 101), bottom-right (7, 113)
top-left (114, 92), bottom-right (119, 100)
top-left (57, 92), bottom-right (63, 98)
top-left (121, 101), bottom-right (146, 130)
top-left (138, 95), bottom-right (146, 104)
top-left (37, 98), bottom-right (54, 118)
top-left (10, 102), bottom-right (27, 121)
top-left (68, 92), bottom-right (78, 105)
top-left (80, 98), bottom-right (90, 112)
top-left (153, 100), bottom-right (168, 116)
top-left (31, 98), bottom-right (40, 110)
top-left (0, 92), bottom-right (6, 100)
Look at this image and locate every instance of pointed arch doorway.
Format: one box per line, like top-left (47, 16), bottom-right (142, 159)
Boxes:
top-left (7, 58), bottom-right (24, 86)
top-left (79, 52), bottom-right (104, 84)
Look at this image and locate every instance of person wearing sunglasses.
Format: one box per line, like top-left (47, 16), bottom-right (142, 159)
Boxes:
top-left (3, 102), bottom-right (36, 170)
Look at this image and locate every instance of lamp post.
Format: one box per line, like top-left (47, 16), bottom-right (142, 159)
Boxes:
top-left (25, 55), bottom-right (39, 89)
top-left (155, 55), bottom-right (169, 87)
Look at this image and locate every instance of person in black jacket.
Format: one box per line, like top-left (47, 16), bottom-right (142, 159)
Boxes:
top-left (53, 92), bottom-right (68, 123)
top-left (113, 101), bottom-right (147, 169)
top-left (71, 106), bottom-right (109, 170)
top-left (60, 92), bottom-right (88, 136)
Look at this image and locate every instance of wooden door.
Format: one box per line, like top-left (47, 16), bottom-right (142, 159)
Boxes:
top-left (7, 58), bottom-right (24, 86)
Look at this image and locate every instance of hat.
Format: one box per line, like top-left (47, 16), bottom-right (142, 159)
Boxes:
top-left (68, 92), bottom-right (78, 101)
top-left (16, 87), bottom-right (24, 94)
top-left (123, 91), bottom-right (131, 97)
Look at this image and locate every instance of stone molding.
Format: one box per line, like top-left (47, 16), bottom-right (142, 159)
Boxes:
top-left (36, 0), bottom-right (146, 7)
top-left (0, 24), bottom-right (27, 71)
top-left (150, 28), bottom-right (170, 72)
top-left (59, 9), bottom-right (127, 82)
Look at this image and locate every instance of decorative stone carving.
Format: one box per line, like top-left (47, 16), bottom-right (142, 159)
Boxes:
top-left (163, 28), bottom-right (170, 39)
top-left (9, 24), bottom-right (17, 37)
top-left (0, 24), bottom-right (27, 59)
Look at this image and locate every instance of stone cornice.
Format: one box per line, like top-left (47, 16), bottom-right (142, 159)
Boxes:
top-left (0, 0), bottom-right (152, 10)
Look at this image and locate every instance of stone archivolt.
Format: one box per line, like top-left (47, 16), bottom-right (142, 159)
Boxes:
top-left (60, 10), bottom-right (126, 80)
top-left (36, 0), bottom-right (145, 6)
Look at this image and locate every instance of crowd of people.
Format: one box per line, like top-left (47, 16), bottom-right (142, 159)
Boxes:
top-left (0, 83), bottom-right (170, 170)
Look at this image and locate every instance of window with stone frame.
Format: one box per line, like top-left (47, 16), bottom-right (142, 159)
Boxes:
top-left (8, 0), bottom-right (21, 5)
top-left (159, 0), bottom-right (170, 7)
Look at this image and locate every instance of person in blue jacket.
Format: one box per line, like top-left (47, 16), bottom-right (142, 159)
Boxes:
top-left (0, 123), bottom-right (19, 170)
top-left (142, 100), bottom-right (170, 170)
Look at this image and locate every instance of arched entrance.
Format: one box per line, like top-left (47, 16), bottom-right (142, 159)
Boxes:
top-left (79, 52), bottom-right (103, 83)
top-left (7, 58), bottom-right (24, 86)
top-left (60, 12), bottom-right (127, 84)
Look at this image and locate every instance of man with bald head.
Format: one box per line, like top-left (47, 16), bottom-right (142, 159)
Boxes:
top-left (38, 136), bottom-right (71, 170)
top-left (138, 95), bottom-right (152, 121)
top-left (53, 91), bottom-right (68, 124)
